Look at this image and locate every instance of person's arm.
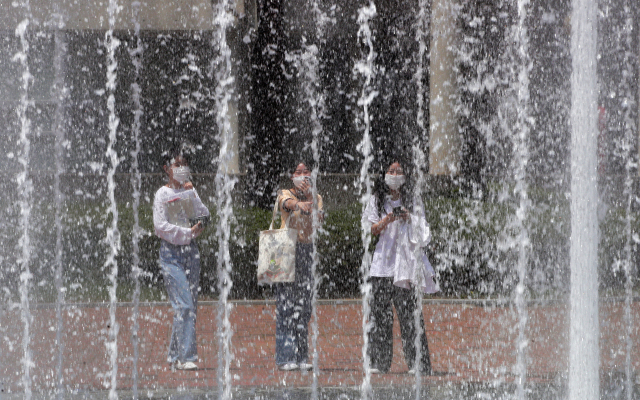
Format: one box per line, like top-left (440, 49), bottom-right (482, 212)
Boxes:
top-left (279, 191), bottom-right (292, 213)
top-left (368, 198), bottom-right (409, 236)
top-left (282, 197), bottom-right (298, 212)
top-left (191, 188), bottom-right (211, 217)
top-left (188, 189), bottom-right (209, 238)
top-left (279, 190), bottom-right (313, 215)
top-left (371, 213), bottom-right (400, 236)
top-left (364, 196), bottom-right (387, 236)
top-left (283, 196), bottom-right (314, 214)
top-left (153, 190), bottom-right (195, 245)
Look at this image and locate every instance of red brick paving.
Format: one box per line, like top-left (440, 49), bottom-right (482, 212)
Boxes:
top-left (1, 299), bottom-right (638, 394)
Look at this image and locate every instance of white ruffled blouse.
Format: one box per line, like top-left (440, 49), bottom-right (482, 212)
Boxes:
top-left (153, 186), bottom-right (210, 245)
top-left (362, 195), bottom-right (440, 294)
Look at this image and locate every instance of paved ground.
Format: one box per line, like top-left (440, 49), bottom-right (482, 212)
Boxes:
top-left (0, 298), bottom-right (638, 397)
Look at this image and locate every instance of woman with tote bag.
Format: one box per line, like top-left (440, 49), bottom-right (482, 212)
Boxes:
top-left (273, 162), bottom-right (324, 371)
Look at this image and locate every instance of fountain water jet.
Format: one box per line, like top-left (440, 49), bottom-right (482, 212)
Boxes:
top-left (569, 0), bottom-right (599, 398)
top-left (411, 0), bottom-right (430, 396)
top-left (618, 4), bottom-right (638, 399)
top-left (104, 0), bottom-right (122, 397)
top-left (512, 0), bottom-right (533, 397)
top-left (212, 0), bottom-right (238, 397)
top-left (354, 2), bottom-right (377, 398)
top-left (128, 1), bottom-right (144, 397)
top-left (14, 2), bottom-right (34, 398)
top-left (300, 8), bottom-right (327, 397)
top-left (297, 1), bottom-right (328, 397)
top-left (51, 12), bottom-right (67, 399)
top-left (0, 0), bottom-right (638, 398)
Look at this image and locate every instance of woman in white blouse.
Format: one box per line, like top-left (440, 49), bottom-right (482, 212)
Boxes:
top-left (153, 150), bottom-right (210, 371)
top-left (362, 161), bottom-right (439, 375)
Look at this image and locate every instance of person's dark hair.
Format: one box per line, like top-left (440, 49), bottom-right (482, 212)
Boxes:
top-left (290, 160), bottom-right (315, 176)
top-left (373, 160), bottom-right (414, 217)
top-left (160, 147), bottom-right (189, 170)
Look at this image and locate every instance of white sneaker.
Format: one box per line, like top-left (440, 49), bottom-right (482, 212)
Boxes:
top-left (298, 362), bottom-right (313, 370)
top-left (408, 368), bottom-right (416, 374)
top-left (279, 362), bottom-right (299, 371)
top-left (176, 361), bottom-right (198, 370)
top-left (368, 368), bottom-right (381, 374)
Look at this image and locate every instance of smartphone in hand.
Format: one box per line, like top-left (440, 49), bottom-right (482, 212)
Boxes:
top-left (392, 206), bottom-right (406, 215)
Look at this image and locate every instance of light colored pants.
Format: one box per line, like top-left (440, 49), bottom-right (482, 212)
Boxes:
top-left (275, 243), bottom-right (313, 365)
top-left (159, 240), bottom-right (200, 363)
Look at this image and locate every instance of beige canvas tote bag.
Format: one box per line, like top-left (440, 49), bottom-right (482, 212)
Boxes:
top-left (257, 196), bottom-right (298, 284)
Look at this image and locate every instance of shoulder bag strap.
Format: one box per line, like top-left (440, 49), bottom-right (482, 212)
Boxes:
top-left (269, 192), bottom-right (293, 230)
top-left (268, 197), bottom-right (279, 230)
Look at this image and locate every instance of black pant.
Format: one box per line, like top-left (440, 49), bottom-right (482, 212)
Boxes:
top-left (368, 277), bottom-right (431, 373)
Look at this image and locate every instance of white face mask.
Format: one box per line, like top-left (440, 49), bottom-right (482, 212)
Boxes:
top-left (172, 166), bottom-right (190, 184)
top-left (293, 175), bottom-right (311, 189)
top-left (385, 174), bottom-right (405, 191)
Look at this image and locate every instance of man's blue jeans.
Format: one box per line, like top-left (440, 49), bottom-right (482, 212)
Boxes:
top-left (159, 240), bottom-right (200, 363)
top-left (275, 243), bottom-right (314, 365)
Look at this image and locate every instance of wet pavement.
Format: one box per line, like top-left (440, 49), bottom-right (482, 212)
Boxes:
top-left (0, 299), bottom-right (638, 398)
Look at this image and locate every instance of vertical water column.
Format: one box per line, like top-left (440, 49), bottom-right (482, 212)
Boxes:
top-left (14, 1), bottom-right (33, 398)
top-left (618, 5), bottom-right (638, 399)
top-left (569, 0), bottom-right (599, 398)
top-left (213, 0), bottom-right (237, 398)
top-left (128, 1), bottom-right (144, 398)
top-left (412, 0), bottom-right (430, 397)
top-left (104, 0), bottom-right (121, 398)
top-left (512, 0), bottom-right (532, 398)
top-left (51, 13), bottom-right (67, 399)
top-left (355, 2), bottom-right (377, 399)
top-left (299, 2), bottom-right (327, 397)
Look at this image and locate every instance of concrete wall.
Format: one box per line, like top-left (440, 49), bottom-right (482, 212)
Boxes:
top-left (0, 0), bottom-right (248, 175)
top-left (1, 0), bottom-right (249, 31)
top-left (429, 0), bottom-right (460, 176)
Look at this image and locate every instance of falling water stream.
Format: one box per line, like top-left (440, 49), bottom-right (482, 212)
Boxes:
top-left (300, 1), bottom-right (328, 397)
top-left (411, 0), bottom-right (431, 397)
top-left (51, 12), bottom-right (67, 399)
top-left (128, 1), bottom-right (145, 397)
top-left (512, 0), bottom-right (532, 397)
top-left (354, 2), bottom-right (377, 399)
top-left (14, 1), bottom-right (34, 398)
top-left (104, 0), bottom-right (121, 398)
top-left (619, 4), bottom-right (637, 399)
top-left (569, 0), bottom-right (599, 398)
top-left (2, 0), bottom-right (639, 398)
top-left (213, 0), bottom-right (237, 398)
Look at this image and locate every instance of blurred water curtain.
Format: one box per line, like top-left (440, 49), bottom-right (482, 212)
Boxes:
top-left (0, 0), bottom-right (638, 397)
top-left (3, 0), bottom-right (634, 300)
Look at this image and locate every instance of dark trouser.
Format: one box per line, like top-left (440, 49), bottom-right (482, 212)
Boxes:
top-left (368, 277), bottom-right (431, 373)
top-left (275, 243), bottom-right (313, 365)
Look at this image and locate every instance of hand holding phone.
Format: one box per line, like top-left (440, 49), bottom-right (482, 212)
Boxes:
top-left (191, 221), bottom-right (204, 238)
top-left (392, 206), bottom-right (406, 215)
top-left (391, 206), bottom-right (409, 222)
